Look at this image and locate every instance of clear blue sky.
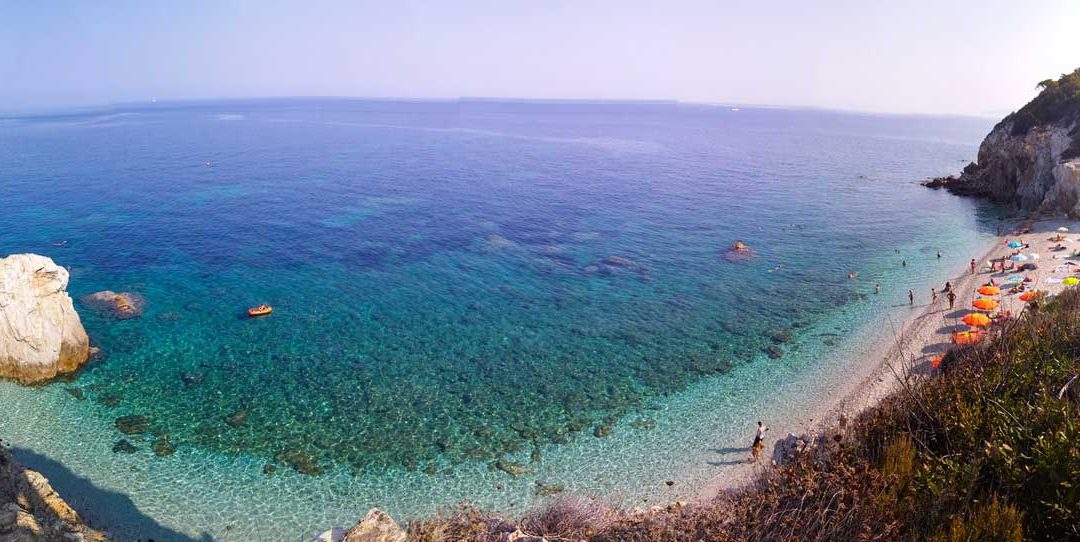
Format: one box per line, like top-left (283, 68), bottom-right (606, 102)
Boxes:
top-left (2, 0), bottom-right (1078, 115)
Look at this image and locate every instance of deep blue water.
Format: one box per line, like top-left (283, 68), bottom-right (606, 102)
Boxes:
top-left (0, 100), bottom-right (998, 536)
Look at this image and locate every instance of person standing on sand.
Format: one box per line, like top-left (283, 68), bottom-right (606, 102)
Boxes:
top-left (931, 288), bottom-right (937, 303)
top-left (909, 289), bottom-right (914, 305)
top-left (970, 258), bottom-right (977, 274)
top-left (947, 290), bottom-right (956, 309)
top-left (750, 421), bottom-right (768, 463)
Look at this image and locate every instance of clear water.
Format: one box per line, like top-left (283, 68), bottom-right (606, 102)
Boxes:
top-left (0, 101), bottom-right (998, 540)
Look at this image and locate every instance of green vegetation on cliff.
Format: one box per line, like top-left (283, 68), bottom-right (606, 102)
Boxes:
top-left (405, 289), bottom-right (1080, 541)
top-left (1003, 67), bottom-right (1080, 142)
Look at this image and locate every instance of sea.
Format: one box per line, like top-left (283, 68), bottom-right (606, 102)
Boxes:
top-left (0, 100), bottom-right (999, 540)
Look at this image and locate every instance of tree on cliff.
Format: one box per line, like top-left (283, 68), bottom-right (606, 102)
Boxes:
top-left (1003, 67), bottom-right (1080, 137)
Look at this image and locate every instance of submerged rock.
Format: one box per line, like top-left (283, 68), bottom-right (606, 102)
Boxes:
top-left (262, 464), bottom-right (277, 475)
top-left (593, 424), bottom-right (613, 438)
top-left (770, 329), bottom-right (795, 344)
top-left (0, 254), bottom-right (91, 384)
top-left (64, 387), bottom-right (85, 400)
top-left (180, 371), bottom-right (204, 385)
top-left (95, 393), bottom-right (122, 407)
top-left (151, 435), bottom-right (175, 457)
top-left (115, 414), bottom-right (150, 434)
top-left (630, 418), bottom-right (657, 430)
top-left (764, 345), bottom-right (784, 359)
top-left (225, 409), bottom-right (249, 428)
top-left (494, 459), bottom-right (531, 477)
top-left (276, 449), bottom-right (324, 476)
top-left (111, 439), bottom-right (138, 454)
top-left (80, 290), bottom-right (146, 319)
top-left (534, 480), bottom-right (566, 497)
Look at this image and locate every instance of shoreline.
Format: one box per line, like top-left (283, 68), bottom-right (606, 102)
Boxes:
top-left (695, 213), bottom-right (1077, 500)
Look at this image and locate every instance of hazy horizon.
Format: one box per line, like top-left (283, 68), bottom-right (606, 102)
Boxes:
top-left (3, 0), bottom-right (1079, 116)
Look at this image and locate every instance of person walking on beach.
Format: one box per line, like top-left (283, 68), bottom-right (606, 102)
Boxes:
top-left (947, 290), bottom-right (956, 309)
top-left (970, 258), bottom-right (977, 274)
top-left (750, 421), bottom-right (768, 463)
top-left (909, 289), bottom-right (914, 305)
top-left (931, 288), bottom-right (937, 303)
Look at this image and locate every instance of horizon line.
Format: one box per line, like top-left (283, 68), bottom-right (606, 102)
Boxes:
top-left (0, 95), bottom-right (1004, 120)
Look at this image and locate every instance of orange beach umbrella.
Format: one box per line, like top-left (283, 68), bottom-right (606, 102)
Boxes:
top-left (972, 298), bottom-right (998, 311)
top-left (962, 313), bottom-right (991, 327)
top-left (930, 355), bottom-right (945, 369)
top-left (1019, 291), bottom-right (1037, 302)
top-left (953, 330), bottom-right (984, 345)
top-left (977, 285), bottom-right (1001, 296)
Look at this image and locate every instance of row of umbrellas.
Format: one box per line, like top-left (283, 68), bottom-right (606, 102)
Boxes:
top-left (945, 226), bottom-right (1071, 350)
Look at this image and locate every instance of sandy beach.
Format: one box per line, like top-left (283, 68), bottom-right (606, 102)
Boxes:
top-left (699, 214), bottom-right (1080, 496)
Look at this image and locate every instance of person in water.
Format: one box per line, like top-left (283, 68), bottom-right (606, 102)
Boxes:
top-left (902, 260), bottom-right (907, 267)
top-left (875, 283), bottom-right (881, 294)
top-left (848, 273), bottom-right (857, 279)
top-left (750, 421), bottom-right (768, 463)
top-left (909, 289), bottom-right (914, 305)
top-left (937, 250), bottom-right (942, 259)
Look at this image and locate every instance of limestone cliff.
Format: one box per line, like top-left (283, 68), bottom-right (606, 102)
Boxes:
top-left (925, 67), bottom-right (1080, 215)
top-left (0, 254), bottom-right (90, 384)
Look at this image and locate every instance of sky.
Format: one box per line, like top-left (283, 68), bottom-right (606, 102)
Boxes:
top-left (2, 0), bottom-right (1079, 116)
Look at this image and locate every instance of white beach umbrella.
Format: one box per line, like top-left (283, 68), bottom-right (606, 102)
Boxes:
top-left (1058, 227), bottom-right (1069, 232)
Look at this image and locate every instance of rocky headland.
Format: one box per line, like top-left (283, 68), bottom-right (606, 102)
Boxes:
top-left (923, 68), bottom-right (1080, 214)
top-left (0, 254), bottom-right (90, 384)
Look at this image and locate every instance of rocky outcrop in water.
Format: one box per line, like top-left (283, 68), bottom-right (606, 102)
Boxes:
top-left (924, 68), bottom-right (1080, 215)
top-left (79, 291), bottom-right (144, 320)
top-left (0, 254), bottom-right (91, 384)
top-left (0, 445), bottom-right (107, 541)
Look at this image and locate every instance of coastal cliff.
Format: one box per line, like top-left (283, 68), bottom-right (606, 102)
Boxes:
top-left (0, 445), bottom-right (107, 541)
top-left (925, 67), bottom-right (1080, 214)
top-left (0, 254), bottom-right (90, 384)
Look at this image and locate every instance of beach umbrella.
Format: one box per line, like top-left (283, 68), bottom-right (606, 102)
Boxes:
top-left (973, 298), bottom-right (998, 310)
top-left (1058, 227), bottom-right (1069, 232)
top-left (1007, 241), bottom-right (1023, 248)
top-left (930, 355), bottom-right (945, 369)
top-left (962, 313), bottom-right (991, 327)
top-left (1019, 291), bottom-right (1037, 301)
top-left (953, 331), bottom-right (984, 345)
top-left (1065, 277), bottom-right (1080, 286)
top-left (977, 285), bottom-right (1001, 296)
top-left (1011, 254), bottom-right (1028, 262)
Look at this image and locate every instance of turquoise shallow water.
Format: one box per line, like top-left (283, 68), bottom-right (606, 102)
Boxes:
top-left (0, 101), bottom-right (999, 540)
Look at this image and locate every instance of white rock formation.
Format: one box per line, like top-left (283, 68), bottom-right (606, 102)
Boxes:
top-left (0, 254), bottom-right (90, 384)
